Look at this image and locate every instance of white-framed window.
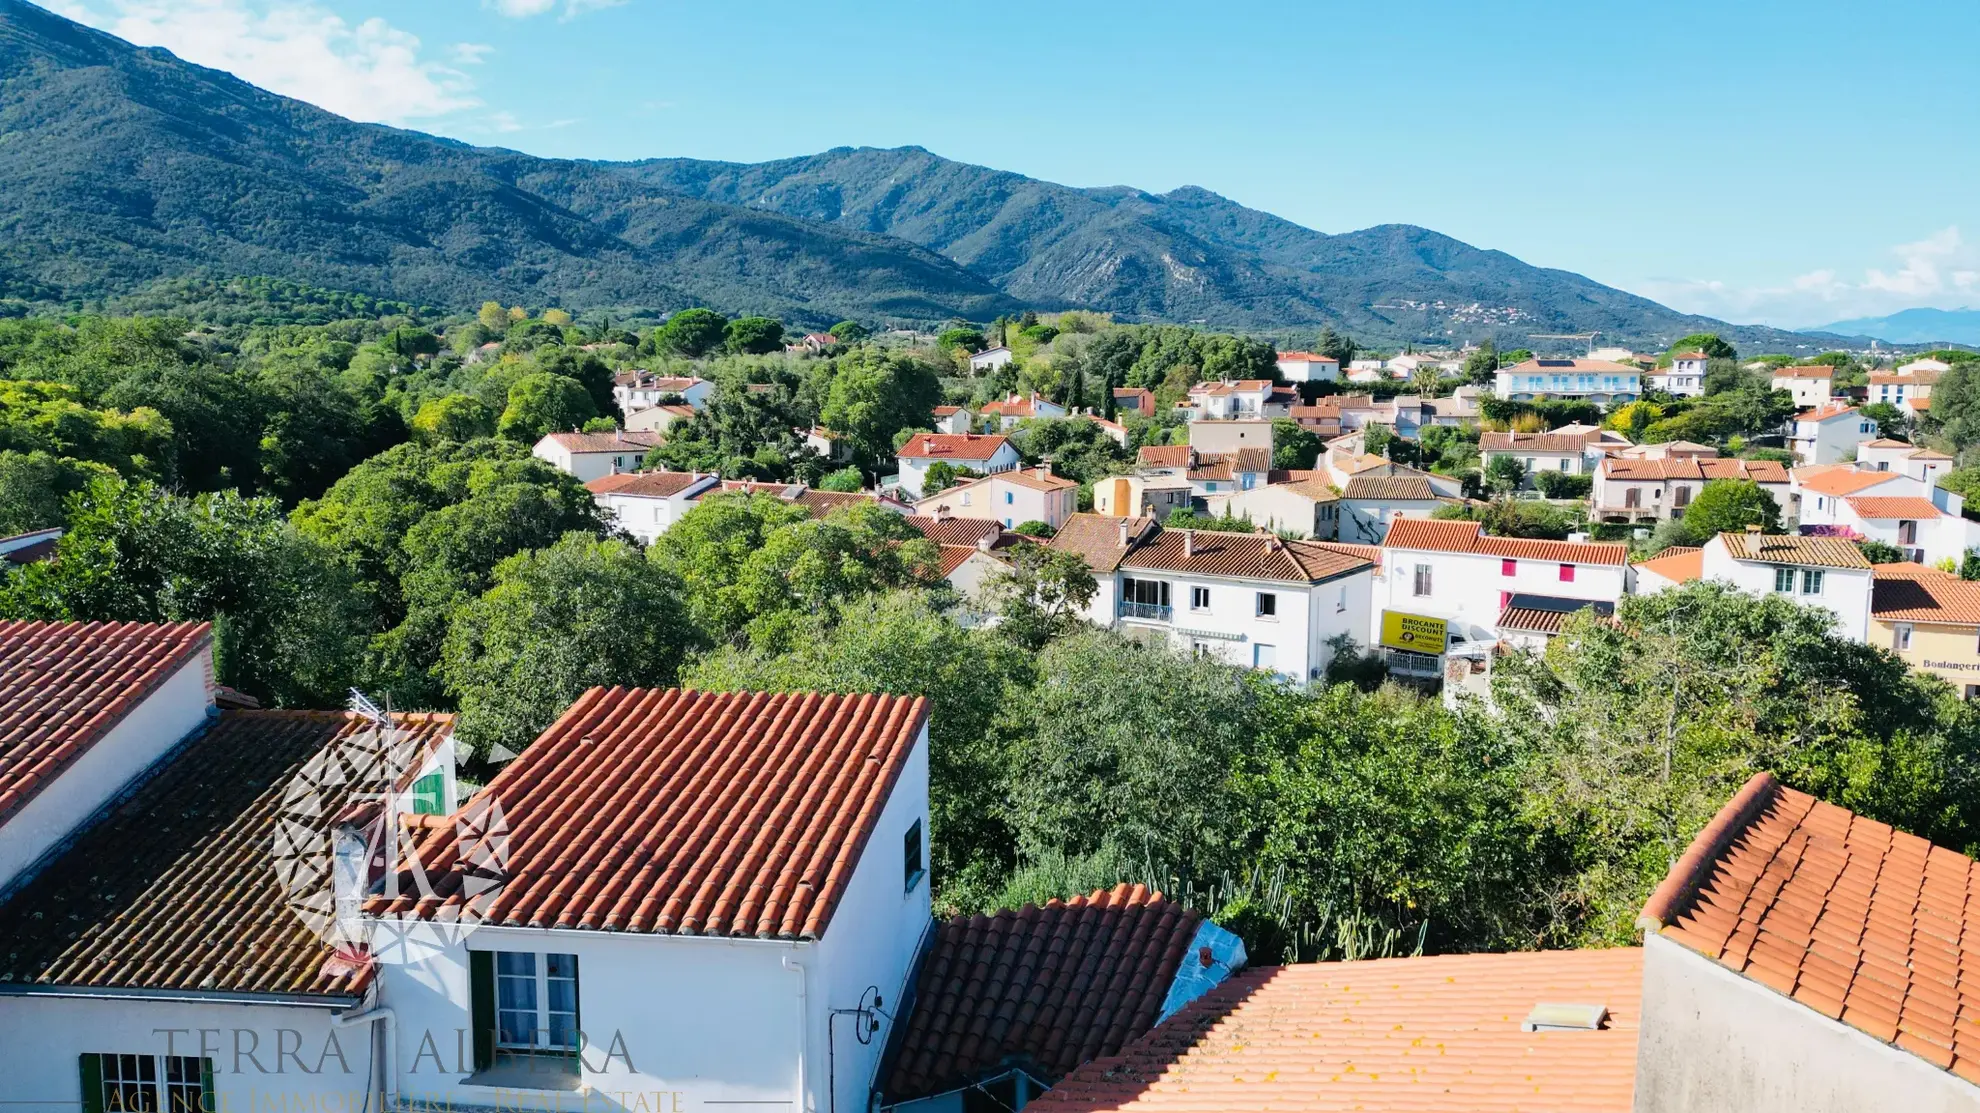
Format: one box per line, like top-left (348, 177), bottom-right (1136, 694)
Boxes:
top-left (1774, 566), bottom-right (1796, 593)
top-left (495, 952), bottom-right (580, 1052)
top-left (1801, 569), bottom-right (1824, 596)
top-left (83, 1054), bottom-right (211, 1113)
top-left (1256, 592), bottom-right (1277, 618)
top-left (1894, 624), bottom-right (1913, 651)
top-left (1190, 586), bottom-right (1210, 610)
top-left (1253, 643), bottom-right (1277, 669)
top-left (1413, 563), bottom-right (1432, 597)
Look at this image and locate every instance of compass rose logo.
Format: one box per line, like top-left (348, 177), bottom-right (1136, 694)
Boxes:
top-left (269, 692), bottom-right (511, 966)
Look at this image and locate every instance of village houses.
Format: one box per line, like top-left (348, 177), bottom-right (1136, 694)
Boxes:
top-left (530, 430), bottom-right (659, 483)
top-left (1770, 364), bottom-right (1836, 408)
top-left (894, 433), bottom-right (1021, 498)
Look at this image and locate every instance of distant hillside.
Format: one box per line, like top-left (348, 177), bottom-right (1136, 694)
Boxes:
top-left (614, 146), bottom-right (1849, 351)
top-left (0, 0), bottom-right (1860, 347)
top-left (1814, 308), bottom-right (1980, 347)
top-left (0, 0), bottom-right (1013, 325)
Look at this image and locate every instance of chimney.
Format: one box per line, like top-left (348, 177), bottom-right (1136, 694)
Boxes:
top-left (935, 505), bottom-right (952, 522)
top-left (922, 437), bottom-right (936, 454)
top-left (1745, 524), bottom-right (1763, 534)
top-left (977, 533), bottom-right (995, 552)
top-left (1118, 520), bottom-right (1130, 547)
top-left (1036, 462), bottom-right (1051, 480)
top-left (1183, 530), bottom-right (1195, 558)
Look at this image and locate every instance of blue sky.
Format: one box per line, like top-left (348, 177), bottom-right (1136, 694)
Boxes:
top-left (44, 0), bottom-right (1980, 329)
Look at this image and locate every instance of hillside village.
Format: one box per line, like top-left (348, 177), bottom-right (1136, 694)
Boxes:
top-left (5, 299), bottom-right (1980, 1112)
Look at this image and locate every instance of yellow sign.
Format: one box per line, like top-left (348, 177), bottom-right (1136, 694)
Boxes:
top-left (1380, 611), bottom-right (1449, 654)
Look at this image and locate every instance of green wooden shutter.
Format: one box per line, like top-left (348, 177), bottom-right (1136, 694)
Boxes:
top-left (198, 1059), bottom-right (215, 1113)
top-left (470, 950), bottom-right (495, 1071)
top-left (411, 772), bottom-right (445, 815)
top-left (78, 1055), bottom-right (104, 1113)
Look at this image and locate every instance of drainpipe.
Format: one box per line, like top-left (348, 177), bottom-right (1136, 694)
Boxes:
top-left (333, 1004), bottom-right (396, 1109)
top-left (783, 955), bottom-right (811, 1113)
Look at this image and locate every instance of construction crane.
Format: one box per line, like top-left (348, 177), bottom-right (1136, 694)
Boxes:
top-left (1527, 332), bottom-right (1599, 356)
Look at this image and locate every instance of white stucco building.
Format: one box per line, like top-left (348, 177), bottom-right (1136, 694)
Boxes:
top-left (1273, 351), bottom-right (1342, 382)
top-left (1649, 532), bottom-right (1875, 642)
top-left (1770, 364), bottom-right (1836, 408)
top-left (894, 433), bottom-right (1020, 498)
top-left (613, 372), bottom-right (714, 414)
top-left (917, 465), bottom-right (1079, 530)
top-left (531, 430), bottom-right (661, 483)
top-left (1647, 351), bottom-right (1710, 397)
top-left (586, 470), bottom-right (722, 543)
top-left (1787, 404), bottom-right (1879, 466)
top-left (1493, 358), bottom-right (1642, 402)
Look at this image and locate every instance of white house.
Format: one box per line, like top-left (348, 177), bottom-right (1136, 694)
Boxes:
top-left (1822, 496), bottom-right (1980, 566)
top-left (1187, 419), bottom-right (1275, 456)
top-left (917, 465), bottom-right (1079, 530)
top-left (531, 430), bottom-right (661, 483)
top-left (804, 426), bottom-right (851, 462)
top-left (1673, 532), bottom-right (1875, 641)
top-left (895, 433), bottom-right (1020, 498)
top-left (612, 372), bottom-right (713, 414)
top-left (1770, 365), bottom-right (1836, 408)
top-left (1493, 358), bottom-right (1642, 402)
top-left (1787, 404), bottom-right (1879, 466)
top-left (978, 393), bottom-right (1065, 429)
top-left (969, 346), bottom-right (1014, 372)
top-left (1592, 456), bottom-right (1791, 523)
top-left (1102, 527), bottom-right (1377, 683)
top-left (1376, 518), bottom-right (1631, 669)
top-left (623, 402), bottom-right (695, 435)
top-left (1187, 380), bottom-right (1293, 420)
top-left (931, 405), bottom-right (972, 434)
top-left (1869, 366), bottom-right (1943, 414)
top-left (1274, 351), bottom-right (1342, 382)
top-left (1898, 357), bottom-right (1952, 375)
top-left (1790, 463), bottom-right (1967, 526)
top-left (1479, 425), bottom-right (1629, 479)
top-left (1648, 351), bottom-right (1710, 398)
top-left (586, 470), bottom-right (722, 543)
top-left (1336, 475), bottom-right (1449, 544)
top-left (1856, 439), bottom-right (1955, 484)
top-left (1206, 478), bottom-right (1341, 540)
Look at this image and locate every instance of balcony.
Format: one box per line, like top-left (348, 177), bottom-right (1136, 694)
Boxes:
top-left (1118, 601), bottom-right (1173, 623)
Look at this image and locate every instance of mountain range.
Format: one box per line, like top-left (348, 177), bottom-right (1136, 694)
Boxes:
top-left (1813, 308), bottom-right (1980, 347)
top-left (0, 0), bottom-right (1863, 350)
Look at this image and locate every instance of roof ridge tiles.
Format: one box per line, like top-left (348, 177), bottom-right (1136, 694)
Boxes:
top-left (1639, 771), bottom-right (1784, 931)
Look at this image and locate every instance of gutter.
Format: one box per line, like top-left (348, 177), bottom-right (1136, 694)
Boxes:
top-left (784, 955), bottom-right (811, 1113)
top-left (0, 983), bottom-right (360, 1009)
top-left (333, 1001), bottom-right (396, 1109)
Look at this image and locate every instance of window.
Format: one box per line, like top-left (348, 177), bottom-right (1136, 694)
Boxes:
top-left (1673, 486), bottom-right (1691, 509)
top-left (81, 1055), bottom-right (211, 1113)
top-left (1256, 592), bottom-right (1277, 618)
top-left (495, 951), bottom-right (580, 1052)
top-left (1413, 563), bottom-right (1432, 597)
top-left (1190, 586), bottom-right (1210, 610)
top-left (1900, 520), bottom-right (1918, 545)
top-left (1894, 624), bottom-right (1913, 651)
top-left (1122, 578), bottom-right (1170, 607)
top-left (1004, 491), bottom-right (1014, 505)
top-left (1625, 488), bottom-right (1640, 509)
top-left (1802, 569), bottom-right (1824, 595)
top-left (1336, 585), bottom-right (1347, 613)
top-left (904, 819), bottom-right (924, 892)
top-left (960, 491), bottom-right (972, 506)
top-left (1559, 563), bottom-right (1575, 583)
top-left (1252, 643), bottom-right (1277, 670)
top-left (1243, 473), bottom-right (1256, 490)
top-left (1501, 558), bottom-right (1516, 577)
top-left (1774, 567), bottom-right (1796, 593)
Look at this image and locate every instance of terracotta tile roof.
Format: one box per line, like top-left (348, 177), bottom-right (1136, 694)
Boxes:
top-left (1602, 457), bottom-right (1790, 483)
top-left (788, 488), bottom-right (886, 518)
top-left (1774, 364), bottom-right (1837, 379)
top-left (1274, 351), bottom-right (1336, 363)
top-left (899, 433), bottom-right (1012, 461)
top-left (932, 405), bottom-right (965, 417)
top-left (1264, 477), bottom-right (1340, 503)
top-left (936, 545), bottom-right (983, 578)
top-left (1121, 531), bottom-right (1373, 584)
top-left (1796, 403), bottom-right (1861, 423)
top-left (1873, 562), bottom-right (1960, 580)
top-left (981, 394), bottom-right (1054, 417)
top-left (1846, 496), bottom-right (1946, 520)
top-left (0, 621), bottom-right (212, 826)
top-left (1311, 540), bottom-right (1382, 567)
top-left (1795, 468), bottom-right (1907, 497)
top-left (1187, 463), bottom-right (1235, 482)
top-left (1911, 397), bottom-right (1935, 412)
top-left (368, 688), bottom-right (929, 940)
top-left (584, 470), bottom-right (716, 498)
top-left (1504, 357), bottom-right (1642, 374)
top-left (1137, 445), bottom-right (1193, 469)
top-left (1030, 948), bottom-right (1642, 1113)
top-left (1342, 475), bottom-right (1436, 501)
top-left (1670, 350), bottom-right (1712, 360)
top-left (885, 885), bottom-right (1205, 1103)
top-left (1382, 519), bottom-right (1630, 566)
top-left (1480, 430), bottom-right (1597, 454)
top-left (1224, 448), bottom-right (1271, 474)
top-left (1640, 772), bottom-right (1980, 1085)
top-left (996, 469), bottom-right (1079, 492)
top-left (1872, 574), bottom-right (1980, 625)
top-left (614, 372), bottom-right (704, 392)
top-left (1873, 369), bottom-right (1946, 385)
top-left (910, 517), bottom-right (1005, 547)
top-left (540, 430), bottom-right (660, 454)
top-left (1498, 594), bottom-right (1616, 635)
top-left (1049, 514), bottom-right (1157, 572)
top-left (1718, 532), bottom-right (1873, 569)
top-left (0, 710), bottom-right (452, 998)
top-left (1635, 546), bottom-right (1703, 585)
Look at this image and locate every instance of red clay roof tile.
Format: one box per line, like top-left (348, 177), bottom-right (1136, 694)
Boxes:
top-left (885, 884), bottom-right (1204, 1102)
top-left (0, 621), bottom-right (213, 826)
top-left (368, 688), bottom-right (928, 940)
top-left (0, 710), bottom-right (451, 997)
top-left (1382, 519), bottom-right (1630, 566)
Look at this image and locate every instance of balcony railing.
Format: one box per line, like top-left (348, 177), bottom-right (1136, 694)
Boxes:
top-left (1118, 601), bottom-right (1173, 623)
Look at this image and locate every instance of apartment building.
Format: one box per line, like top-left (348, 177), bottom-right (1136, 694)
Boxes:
top-left (1592, 457), bottom-right (1790, 524)
top-left (611, 372), bottom-right (713, 414)
top-left (1493, 358), bottom-right (1642, 402)
top-left (1646, 351), bottom-right (1710, 397)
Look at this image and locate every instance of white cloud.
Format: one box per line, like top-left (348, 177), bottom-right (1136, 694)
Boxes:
top-left (485, 0), bottom-right (625, 19)
top-left (58, 0), bottom-right (477, 125)
top-left (452, 42), bottom-right (495, 65)
top-left (1639, 225), bottom-right (1980, 329)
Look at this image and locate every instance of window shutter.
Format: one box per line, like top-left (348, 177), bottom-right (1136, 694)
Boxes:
top-left (78, 1055), bottom-right (104, 1113)
top-left (470, 950), bottom-right (496, 1071)
top-left (199, 1060), bottom-right (215, 1113)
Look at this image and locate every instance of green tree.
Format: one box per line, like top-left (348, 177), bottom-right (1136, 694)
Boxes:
top-left (1667, 333), bottom-right (1737, 361)
top-left (1316, 327), bottom-right (1355, 368)
top-left (1461, 340), bottom-right (1499, 382)
top-left (979, 544), bottom-right (1096, 651)
top-left (0, 450), bottom-right (115, 534)
top-left (1860, 402), bottom-right (1907, 440)
top-left (1363, 423), bottom-right (1395, 458)
top-left (411, 395), bottom-right (496, 443)
top-left (1858, 539), bottom-right (1907, 564)
top-left (653, 308), bottom-right (729, 357)
top-left (819, 350), bottom-right (943, 468)
top-left (938, 327), bottom-right (987, 353)
top-left (1271, 419), bottom-right (1323, 470)
top-left (441, 534), bottom-right (697, 756)
top-left (817, 465), bottom-right (864, 492)
top-left (1486, 454), bottom-right (1526, 493)
top-left (828, 320), bottom-right (870, 343)
top-left (477, 301), bottom-right (509, 333)
top-left (1683, 478), bottom-right (1781, 538)
top-left (1931, 363), bottom-right (1980, 449)
top-left (724, 316), bottom-right (786, 355)
top-left (497, 373), bottom-right (596, 441)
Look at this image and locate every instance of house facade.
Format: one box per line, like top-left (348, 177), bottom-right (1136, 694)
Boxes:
top-left (612, 372), bottom-right (713, 414)
top-left (1187, 419), bottom-right (1274, 456)
top-left (931, 405), bottom-right (972, 434)
top-left (1871, 565), bottom-right (1980, 697)
top-left (1770, 365), bottom-right (1836, 408)
top-left (1336, 476), bottom-right (1446, 544)
top-left (969, 346), bottom-right (1014, 372)
top-left (978, 392), bottom-right (1065, 429)
top-left (1206, 479), bottom-right (1341, 540)
top-left (917, 466), bottom-right (1079, 530)
top-left (531, 431), bottom-right (661, 483)
top-left (1479, 425), bottom-right (1628, 480)
top-left (586, 470), bottom-right (722, 543)
top-left (1787, 404), bottom-right (1879, 466)
top-left (1648, 352), bottom-right (1709, 398)
top-left (1593, 457), bottom-right (1791, 524)
top-left (1493, 358), bottom-right (1642, 402)
top-left (1272, 352), bottom-right (1341, 382)
top-left (1669, 532), bottom-right (1875, 641)
top-left (895, 433), bottom-right (1020, 498)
